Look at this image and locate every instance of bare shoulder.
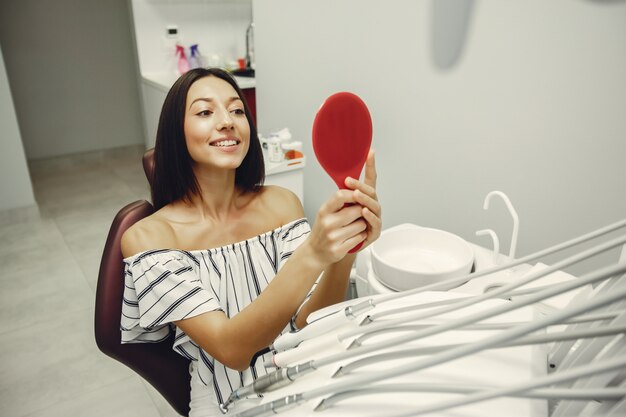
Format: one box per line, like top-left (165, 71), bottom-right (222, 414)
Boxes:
top-left (260, 185), bottom-right (305, 224)
top-left (121, 213), bottom-right (177, 259)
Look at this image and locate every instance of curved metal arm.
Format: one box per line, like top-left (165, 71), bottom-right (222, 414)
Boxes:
top-left (483, 190), bottom-right (519, 259)
top-left (476, 228), bottom-right (501, 265)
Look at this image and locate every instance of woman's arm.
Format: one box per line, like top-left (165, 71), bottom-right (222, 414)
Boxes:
top-left (123, 152), bottom-right (380, 371)
top-left (173, 187), bottom-right (368, 371)
top-left (174, 238), bottom-right (327, 371)
top-left (294, 150), bottom-right (381, 329)
top-left (293, 253), bottom-right (355, 329)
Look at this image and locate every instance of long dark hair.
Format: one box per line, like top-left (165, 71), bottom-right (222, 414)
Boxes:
top-left (150, 68), bottom-right (264, 210)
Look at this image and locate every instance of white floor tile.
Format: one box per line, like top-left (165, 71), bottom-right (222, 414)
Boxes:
top-left (33, 171), bottom-right (137, 217)
top-left (0, 258), bottom-right (93, 334)
top-left (112, 163), bottom-right (151, 198)
top-left (0, 212), bottom-right (63, 257)
top-left (0, 210), bottom-right (94, 334)
top-left (0, 145), bottom-right (163, 417)
top-left (75, 249), bottom-right (107, 292)
top-left (24, 376), bottom-right (161, 417)
top-left (0, 205), bottom-right (41, 228)
top-left (0, 307), bottom-right (134, 416)
top-left (28, 145), bottom-right (145, 179)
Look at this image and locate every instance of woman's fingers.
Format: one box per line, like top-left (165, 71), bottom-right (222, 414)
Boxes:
top-left (363, 149), bottom-right (377, 188)
top-left (312, 202), bottom-right (368, 263)
top-left (344, 150), bottom-right (378, 204)
top-left (353, 188), bottom-right (381, 217)
top-left (337, 204), bottom-right (364, 226)
top-left (312, 149), bottom-right (381, 261)
top-left (336, 149), bottom-right (381, 252)
top-left (319, 189), bottom-right (357, 215)
top-left (316, 205), bottom-right (363, 238)
top-left (342, 180), bottom-right (381, 223)
top-left (331, 217), bottom-right (367, 243)
top-left (360, 206), bottom-right (382, 245)
top-left (346, 177), bottom-right (377, 200)
top-left (364, 206), bottom-right (381, 226)
top-left (338, 230), bottom-right (368, 254)
top-left (327, 216), bottom-right (367, 254)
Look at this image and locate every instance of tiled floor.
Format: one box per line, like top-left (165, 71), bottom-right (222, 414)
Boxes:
top-left (0, 145), bottom-right (181, 417)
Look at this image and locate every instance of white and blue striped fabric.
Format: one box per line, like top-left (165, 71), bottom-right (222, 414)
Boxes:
top-left (120, 218), bottom-right (314, 405)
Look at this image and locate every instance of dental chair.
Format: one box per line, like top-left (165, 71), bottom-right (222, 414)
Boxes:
top-left (94, 148), bottom-right (191, 416)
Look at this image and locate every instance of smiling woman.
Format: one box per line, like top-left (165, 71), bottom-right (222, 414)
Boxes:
top-left (150, 68), bottom-right (264, 211)
top-left (117, 67), bottom-right (382, 416)
top-left (184, 77), bottom-right (252, 180)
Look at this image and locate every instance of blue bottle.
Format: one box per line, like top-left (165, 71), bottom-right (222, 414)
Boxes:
top-left (189, 44), bottom-right (203, 69)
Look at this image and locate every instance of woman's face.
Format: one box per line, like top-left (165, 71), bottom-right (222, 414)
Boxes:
top-left (184, 76), bottom-right (250, 171)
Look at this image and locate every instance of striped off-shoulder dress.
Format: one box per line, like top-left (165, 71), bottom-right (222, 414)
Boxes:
top-left (120, 218), bottom-right (314, 406)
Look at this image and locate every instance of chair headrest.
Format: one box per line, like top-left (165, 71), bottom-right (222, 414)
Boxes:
top-left (143, 148), bottom-right (155, 188)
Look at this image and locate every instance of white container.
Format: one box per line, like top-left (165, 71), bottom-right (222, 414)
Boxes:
top-left (371, 226), bottom-right (474, 291)
top-left (267, 134), bottom-right (283, 162)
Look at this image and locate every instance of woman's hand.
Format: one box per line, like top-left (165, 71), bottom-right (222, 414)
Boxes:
top-left (344, 149), bottom-right (381, 251)
top-left (306, 149), bottom-right (381, 266)
top-left (307, 193), bottom-right (367, 267)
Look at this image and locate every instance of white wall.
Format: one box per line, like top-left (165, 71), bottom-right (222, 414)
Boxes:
top-left (254, 0), bottom-right (626, 271)
top-left (0, 45), bottom-right (36, 211)
top-left (0, 0), bottom-right (144, 159)
top-left (130, 0), bottom-right (252, 75)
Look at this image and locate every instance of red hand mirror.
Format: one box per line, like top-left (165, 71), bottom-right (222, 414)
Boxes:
top-left (312, 92), bottom-right (373, 253)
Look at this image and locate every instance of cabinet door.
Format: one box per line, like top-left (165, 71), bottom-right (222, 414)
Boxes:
top-left (241, 88), bottom-right (256, 126)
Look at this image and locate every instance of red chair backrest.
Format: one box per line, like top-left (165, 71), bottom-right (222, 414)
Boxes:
top-left (142, 148), bottom-right (155, 188)
top-left (94, 149), bottom-right (191, 416)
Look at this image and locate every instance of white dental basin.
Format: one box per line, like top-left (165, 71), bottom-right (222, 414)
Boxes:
top-left (370, 225), bottom-right (474, 291)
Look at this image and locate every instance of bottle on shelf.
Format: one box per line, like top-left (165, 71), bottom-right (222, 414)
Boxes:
top-left (189, 44), bottom-right (203, 69)
top-left (176, 44), bottom-right (190, 75)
